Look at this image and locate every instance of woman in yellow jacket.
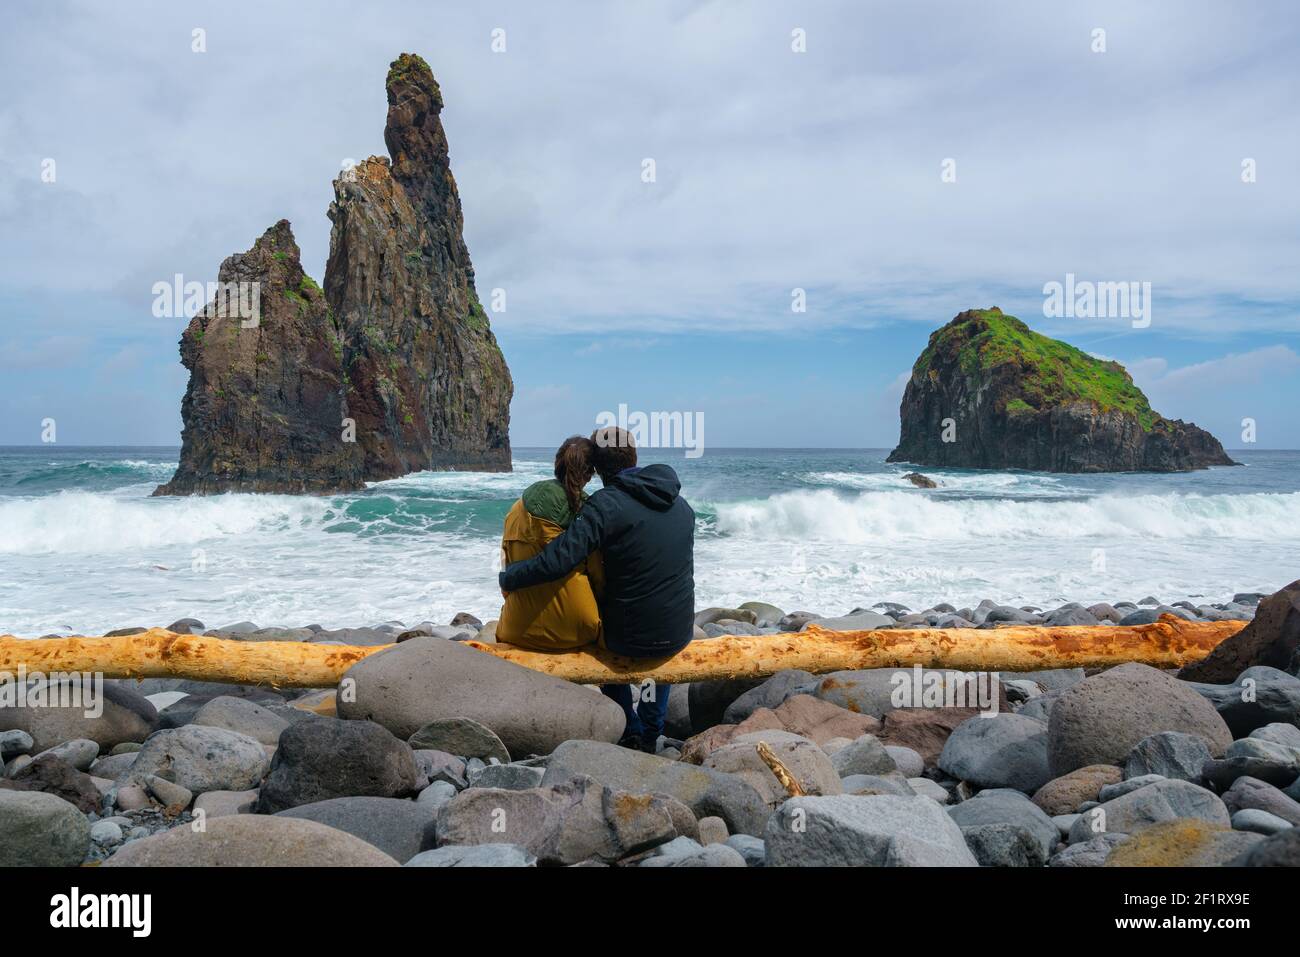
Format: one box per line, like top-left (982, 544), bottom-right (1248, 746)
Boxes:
top-left (496, 436), bottom-right (603, 649)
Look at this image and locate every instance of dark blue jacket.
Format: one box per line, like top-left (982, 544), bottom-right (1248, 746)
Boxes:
top-left (499, 464), bottom-right (695, 657)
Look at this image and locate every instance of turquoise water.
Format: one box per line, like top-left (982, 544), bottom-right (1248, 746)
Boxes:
top-left (0, 446), bottom-right (1296, 635)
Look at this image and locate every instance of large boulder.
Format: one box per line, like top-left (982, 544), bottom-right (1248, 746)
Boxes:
top-left (540, 740), bottom-right (769, 836)
top-left (1103, 819), bottom-right (1262, 866)
top-left (1067, 778), bottom-right (1229, 844)
top-left (1048, 663), bottom-right (1232, 776)
top-left (255, 717), bottom-right (419, 814)
top-left (276, 796), bottom-right (437, 863)
top-left (336, 637), bottom-right (623, 756)
top-left (938, 714), bottom-right (1052, 793)
top-left (435, 775), bottom-right (689, 865)
top-left (810, 668), bottom-right (1004, 719)
top-left (0, 678), bottom-right (158, 753)
top-left (1179, 580), bottom-right (1300, 683)
top-left (103, 814), bottom-right (398, 866)
top-left (765, 795), bottom-right (978, 867)
top-left (0, 790), bottom-right (91, 866)
top-left (1183, 667), bottom-right (1300, 737)
top-left (122, 726), bottom-right (269, 796)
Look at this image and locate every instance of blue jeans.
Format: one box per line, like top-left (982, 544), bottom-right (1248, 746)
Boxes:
top-left (602, 682), bottom-right (671, 746)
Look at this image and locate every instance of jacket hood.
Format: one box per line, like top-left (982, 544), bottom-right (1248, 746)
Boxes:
top-left (610, 463), bottom-right (681, 510)
top-left (521, 479), bottom-right (585, 528)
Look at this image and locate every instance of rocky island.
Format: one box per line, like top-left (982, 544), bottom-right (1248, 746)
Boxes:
top-left (156, 53), bottom-right (512, 496)
top-left (887, 308), bottom-right (1236, 473)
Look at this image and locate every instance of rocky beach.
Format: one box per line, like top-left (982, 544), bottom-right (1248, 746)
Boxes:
top-left (4, 584), bottom-right (1298, 868)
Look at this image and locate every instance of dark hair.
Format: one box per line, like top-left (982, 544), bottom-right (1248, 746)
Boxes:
top-left (554, 436), bottom-right (595, 514)
top-left (589, 427), bottom-right (637, 486)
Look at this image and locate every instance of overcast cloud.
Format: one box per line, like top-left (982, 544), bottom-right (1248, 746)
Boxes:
top-left (1, 0), bottom-right (1297, 446)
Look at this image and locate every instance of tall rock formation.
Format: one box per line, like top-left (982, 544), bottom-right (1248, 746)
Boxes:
top-left (154, 221), bottom-right (365, 495)
top-left (324, 53), bottom-right (512, 477)
top-left (887, 308), bottom-right (1237, 473)
top-left (156, 53), bottom-right (511, 495)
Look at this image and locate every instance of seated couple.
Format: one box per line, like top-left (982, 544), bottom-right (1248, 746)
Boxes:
top-left (496, 427), bottom-right (694, 753)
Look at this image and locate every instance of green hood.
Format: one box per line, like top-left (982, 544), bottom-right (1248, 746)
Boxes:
top-left (521, 479), bottom-right (587, 528)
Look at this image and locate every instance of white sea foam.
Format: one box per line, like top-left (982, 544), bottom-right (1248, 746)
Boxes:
top-left (712, 489), bottom-right (1300, 543)
top-left (0, 490), bottom-right (333, 554)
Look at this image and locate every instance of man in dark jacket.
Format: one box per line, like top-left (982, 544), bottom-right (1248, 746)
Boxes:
top-left (498, 427), bottom-right (694, 752)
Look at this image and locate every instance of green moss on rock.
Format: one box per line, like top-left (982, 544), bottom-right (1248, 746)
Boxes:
top-left (915, 308), bottom-right (1157, 430)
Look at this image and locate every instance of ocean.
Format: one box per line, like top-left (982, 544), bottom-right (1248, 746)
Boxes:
top-left (0, 446), bottom-right (1296, 637)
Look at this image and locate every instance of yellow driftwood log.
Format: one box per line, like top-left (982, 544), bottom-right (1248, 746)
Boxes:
top-left (0, 616), bottom-right (1243, 689)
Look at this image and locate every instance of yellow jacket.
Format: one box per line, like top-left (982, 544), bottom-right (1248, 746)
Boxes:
top-left (496, 483), bottom-right (603, 650)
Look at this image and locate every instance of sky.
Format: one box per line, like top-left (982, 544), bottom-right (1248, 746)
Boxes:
top-left (1, 0), bottom-right (1297, 449)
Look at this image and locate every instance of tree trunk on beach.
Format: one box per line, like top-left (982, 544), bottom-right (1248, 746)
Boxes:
top-left (0, 616), bottom-right (1242, 689)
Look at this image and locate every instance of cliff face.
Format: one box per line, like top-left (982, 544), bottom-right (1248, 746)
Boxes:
top-left (156, 53), bottom-right (511, 495)
top-left (154, 221), bottom-right (365, 495)
top-left (886, 308), bottom-right (1237, 473)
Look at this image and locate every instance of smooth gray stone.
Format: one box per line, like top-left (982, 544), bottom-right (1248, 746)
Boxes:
top-left (1100, 774), bottom-right (1167, 802)
top-left (938, 714), bottom-right (1052, 793)
top-left (831, 735), bottom-right (897, 777)
top-left (405, 844), bottom-right (536, 867)
top-left (765, 795), bottom-right (979, 867)
top-left (103, 815), bottom-right (397, 866)
top-left (34, 738), bottom-right (99, 771)
top-left (0, 790), bottom-right (91, 866)
top-left (948, 788), bottom-right (1058, 859)
top-left (0, 730), bottom-right (34, 761)
top-left (960, 822), bottom-right (1049, 867)
top-left (721, 670), bottom-right (817, 724)
top-left (467, 763), bottom-right (545, 791)
top-left (408, 717), bottom-right (511, 764)
top-left (416, 780), bottom-right (457, 811)
top-left (1049, 833), bottom-right (1127, 867)
top-left (639, 843), bottom-right (747, 867)
top-left (1231, 808), bottom-right (1293, 836)
top-left (724, 833), bottom-right (766, 867)
top-left (276, 796), bottom-right (438, 862)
